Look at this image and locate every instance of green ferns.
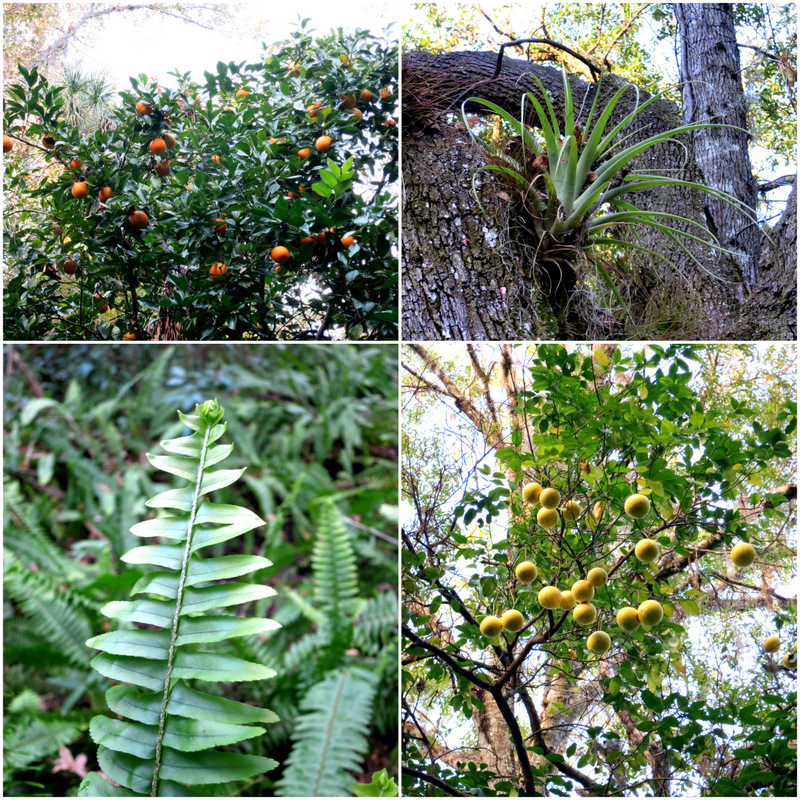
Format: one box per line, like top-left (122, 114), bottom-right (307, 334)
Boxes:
top-left (79, 400), bottom-right (281, 797)
top-left (275, 499), bottom-right (397, 796)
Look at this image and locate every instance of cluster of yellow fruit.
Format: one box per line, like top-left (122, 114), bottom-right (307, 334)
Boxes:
top-left (522, 481), bottom-right (653, 531)
top-left (479, 610), bottom-right (524, 638)
top-left (763, 635), bottom-right (798, 668)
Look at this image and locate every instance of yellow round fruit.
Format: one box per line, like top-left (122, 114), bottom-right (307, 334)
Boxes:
top-left (638, 600), bottom-right (664, 627)
top-left (573, 603), bottom-right (597, 626)
top-left (782, 651), bottom-right (797, 668)
top-left (501, 609), bottom-right (525, 632)
top-left (522, 482), bottom-right (542, 504)
top-left (540, 487), bottom-right (561, 509)
top-left (537, 507), bottom-right (558, 529)
top-left (587, 630), bottom-right (611, 654)
top-left (593, 501), bottom-right (604, 519)
top-left (515, 561), bottom-right (538, 583)
top-left (634, 539), bottom-right (660, 563)
top-left (763, 635), bottom-right (780, 653)
top-left (538, 586), bottom-right (562, 610)
top-left (730, 542), bottom-right (756, 568)
top-left (562, 500), bottom-right (581, 520)
top-left (479, 615), bottom-right (503, 638)
top-left (616, 606), bottom-right (641, 632)
top-left (571, 580), bottom-right (594, 603)
top-left (559, 590), bottom-right (576, 610)
top-left (624, 493), bottom-right (651, 519)
top-left (586, 567), bottom-right (608, 588)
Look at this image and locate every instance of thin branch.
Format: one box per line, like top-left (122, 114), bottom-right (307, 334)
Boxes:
top-left (402, 767), bottom-right (469, 797)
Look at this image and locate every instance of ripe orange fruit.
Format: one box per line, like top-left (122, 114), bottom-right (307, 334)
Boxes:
top-left (274, 265), bottom-right (283, 275)
top-left (95, 293), bottom-right (109, 313)
top-left (154, 160), bottom-right (171, 176)
top-left (380, 86), bottom-right (391, 99)
top-left (71, 181), bottom-right (89, 199)
top-left (315, 135), bottom-right (332, 152)
top-left (350, 109), bottom-right (363, 121)
top-left (360, 89), bottom-right (373, 103)
top-left (69, 158), bottom-right (82, 169)
top-left (129, 210), bottom-right (148, 229)
top-left (163, 132), bottom-right (177, 148)
top-left (63, 259), bottom-right (78, 275)
top-left (341, 235), bottom-right (355, 247)
top-left (236, 89), bottom-right (250, 98)
top-left (272, 246), bottom-right (291, 264)
top-left (42, 135), bottom-right (56, 149)
top-left (3, 135), bottom-right (13, 152)
top-left (383, 118), bottom-right (396, 127)
top-left (98, 186), bottom-right (114, 201)
top-left (135, 101), bottom-right (152, 115)
top-left (307, 102), bottom-right (322, 117)
top-left (211, 154), bottom-right (221, 163)
top-left (62, 235), bottom-right (72, 245)
top-left (340, 94), bottom-right (357, 109)
top-left (300, 236), bottom-right (316, 246)
top-left (149, 138), bottom-right (167, 155)
top-left (297, 148), bottom-right (310, 159)
top-left (269, 137), bottom-right (286, 144)
top-left (123, 332), bottom-right (137, 340)
top-left (209, 262), bottom-right (226, 280)
top-left (287, 191), bottom-right (299, 199)
top-left (212, 218), bottom-right (227, 234)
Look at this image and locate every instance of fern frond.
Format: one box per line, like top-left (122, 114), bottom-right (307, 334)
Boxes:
top-left (312, 499), bottom-right (359, 630)
top-left (277, 668), bottom-right (379, 797)
top-left (3, 717), bottom-right (84, 771)
top-left (354, 590), bottom-right (399, 655)
top-left (4, 548), bottom-right (93, 668)
top-left (79, 400), bottom-right (281, 798)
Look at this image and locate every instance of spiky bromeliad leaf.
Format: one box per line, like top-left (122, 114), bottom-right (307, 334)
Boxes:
top-left (277, 667), bottom-right (379, 797)
top-left (79, 400), bottom-right (281, 798)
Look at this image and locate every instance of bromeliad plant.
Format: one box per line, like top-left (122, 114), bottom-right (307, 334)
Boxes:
top-left (463, 68), bottom-right (760, 312)
top-left (79, 399), bottom-right (281, 797)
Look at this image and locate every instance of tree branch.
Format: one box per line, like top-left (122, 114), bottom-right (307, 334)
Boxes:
top-left (403, 767), bottom-right (469, 797)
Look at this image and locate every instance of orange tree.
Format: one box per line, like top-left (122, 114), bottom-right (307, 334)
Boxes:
top-left (3, 22), bottom-right (398, 340)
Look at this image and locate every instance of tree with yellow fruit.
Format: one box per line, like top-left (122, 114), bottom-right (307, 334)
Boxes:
top-left (3, 25), bottom-right (397, 341)
top-left (403, 343), bottom-right (796, 797)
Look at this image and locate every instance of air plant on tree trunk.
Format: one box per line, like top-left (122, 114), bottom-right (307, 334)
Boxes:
top-left (463, 67), bottom-right (760, 321)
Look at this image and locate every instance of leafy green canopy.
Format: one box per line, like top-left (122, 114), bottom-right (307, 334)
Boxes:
top-left (3, 21), bottom-right (398, 340)
top-left (80, 399), bottom-right (281, 797)
top-left (403, 345), bottom-right (796, 797)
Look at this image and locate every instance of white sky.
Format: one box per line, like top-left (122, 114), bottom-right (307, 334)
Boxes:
top-left (51, 1), bottom-right (398, 92)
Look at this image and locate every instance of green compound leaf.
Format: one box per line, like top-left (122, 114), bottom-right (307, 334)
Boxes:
top-left (79, 399), bottom-right (280, 797)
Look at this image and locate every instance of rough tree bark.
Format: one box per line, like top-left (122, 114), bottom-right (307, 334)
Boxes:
top-left (402, 44), bottom-right (796, 341)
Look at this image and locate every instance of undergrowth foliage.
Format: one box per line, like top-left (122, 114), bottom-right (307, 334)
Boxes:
top-left (79, 399), bottom-right (281, 797)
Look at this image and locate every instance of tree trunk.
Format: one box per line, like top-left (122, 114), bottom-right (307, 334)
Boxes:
top-left (402, 48), bottom-right (796, 340)
top-left (674, 3), bottom-right (761, 285)
top-left (402, 122), bottom-right (558, 339)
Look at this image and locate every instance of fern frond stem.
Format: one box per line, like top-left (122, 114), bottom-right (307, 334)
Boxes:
top-left (312, 670), bottom-right (347, 796)
top-left (150, 423), bottom-right (212, 796)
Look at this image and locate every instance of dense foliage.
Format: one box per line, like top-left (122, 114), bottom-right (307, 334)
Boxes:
top-left (402, 343), bottom-right (797, 797)
top-left (3, 21), bottom-right (398, 340)
top-left (3, 343), bottom-right (398, 796)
